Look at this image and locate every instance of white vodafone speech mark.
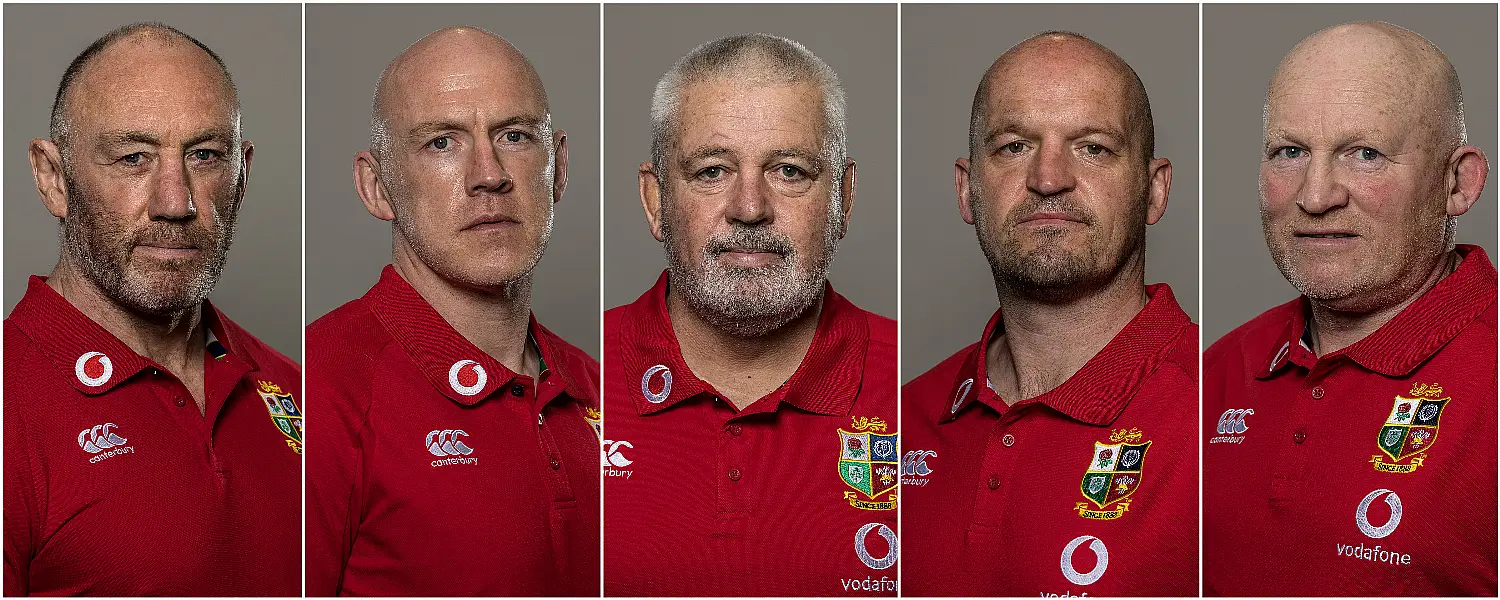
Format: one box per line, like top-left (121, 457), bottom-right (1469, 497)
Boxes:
top-left (855, 522), bottom-right (898, 570)
top-left (950, 378), bottom-right (974, 414)
top-left (75, 352), bottom-right (113, 387)
top-left (448, 360), bottom-right (487, 396)
top-left (1060, 535), bottom-right (1109, 586)
top-left (641, 365), bottom-right (672, 404)
top-left (1356, 489), bottom-right (1403, 539)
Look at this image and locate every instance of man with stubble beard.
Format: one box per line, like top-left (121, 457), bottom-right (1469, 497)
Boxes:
top-left (305, 27), bottom-right (599, 596)
top-left (1204, 22), bottom-right (1494, 596)
top-left (902, 32), bottom-right (1197, 597)
top-left (603, 34), bottom-right (898, 596)
top-left (4, 23), bottom-right (299, 596)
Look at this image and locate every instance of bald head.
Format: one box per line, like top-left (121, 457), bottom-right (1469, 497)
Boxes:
top-left (51, 22), bottom-right (238, 153)
top-left (1268, 21), bottom-right (1465, 152)
top-left (970, 31), bottom-right (1154, 163)
top-left (370, 26), bottom-right (549, 159)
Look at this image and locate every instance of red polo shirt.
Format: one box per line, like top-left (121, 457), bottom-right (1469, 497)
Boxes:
top-left (902, 283), bottom-right (1198, 597)
top-left (603, 272), bottom-right (897, 597)
top-left (1204, 244), bottom-right (1497, 596)
top-left (305, 266), bottom-right (600, 597)
top-left (3, 276), bottom-right (302, 596)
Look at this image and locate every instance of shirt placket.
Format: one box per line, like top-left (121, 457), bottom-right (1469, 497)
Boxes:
top-left (146, 365), bottom-right (228, 489)
top-left (970, 407), bottom-right (1027, 528)
top-left (1268, 353), bottom-right (1331, 505)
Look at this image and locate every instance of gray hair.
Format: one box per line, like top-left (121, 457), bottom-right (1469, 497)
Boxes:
top-left (649, 33), bottom-right (847, 181)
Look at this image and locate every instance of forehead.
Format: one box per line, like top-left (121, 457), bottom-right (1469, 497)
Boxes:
top-left (673, 79), bottom-right (826, 152)
top-left (1266, 47), bottom-right (1433, 134)
top-left (984, 48), bottom-right (1132, 130)
top-left (70, 37), bottom-right (237, 134)
top-left (383, 46), bottom-right (547, 126)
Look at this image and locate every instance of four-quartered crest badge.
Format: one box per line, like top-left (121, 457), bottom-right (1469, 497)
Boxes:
top-left (1371, 382), bottom-right (1449, 473)
top-left (1075, 427), bottom-right (1151, 520)
top-left (839, 416), bottom-right (898, 511)
top-left (258, 380), bottom-right (303, 455)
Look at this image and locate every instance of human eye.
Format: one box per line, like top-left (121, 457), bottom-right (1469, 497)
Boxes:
top-left (695, 165), bottom-right (727, 181)
top-left (500, 131), bottom-right (531, 144)
top-left (426, 135), bottom-right (455, 151)
top-left (187, 148), bottom-right (223, 165)
top-left (1269, 146), bottom-right (1306, 160)
top-left (773, 164), bottom-right (808, 181)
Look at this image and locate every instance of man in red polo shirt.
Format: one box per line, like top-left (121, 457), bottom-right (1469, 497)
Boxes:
top-left (1204, 22), bottom-right (1496, 596)
top-left (305, 27), bottom-right (599, 596)
top-left (902, 32), bottom-right (1197, 597)
top-left (5, 23), bottom-right (300, 596)
top-left (604, 34), bottom-right (896, 596)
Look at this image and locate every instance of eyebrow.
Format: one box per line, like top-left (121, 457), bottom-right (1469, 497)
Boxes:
top-left (94, 129), bottom-right (234, 148)
top-left (676, 146), bottom-right (827, 172)
top-left (984, 125), bottom-right (1128, 149)
top-left (405, 115), bottom-right (547, 143)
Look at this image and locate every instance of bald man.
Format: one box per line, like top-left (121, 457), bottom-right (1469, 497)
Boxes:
top-left (902, 32), bottom-right (1197, 596)
top-left (304, 27), bottom-right (599, 596)
top-left (1204, 21), bottom-right (1494, 596)
top-left (5, 22), bottom-right (300, 595)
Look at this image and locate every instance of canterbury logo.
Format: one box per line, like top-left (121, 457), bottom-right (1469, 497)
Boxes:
top-left (426, 429), bottom-right (474, 456)
top-left (603, 440), bottom-right (634, 467)
top-left (78, 423), bottom-right (127, 453)
top-left (1217, 408), bottom-right (1254, 434)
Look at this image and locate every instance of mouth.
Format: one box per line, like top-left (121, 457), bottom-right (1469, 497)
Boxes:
top-left (1017, 211), bottom-right (1087, 227)
top-left (716, 247), bottom-right (784, 268)
top-left (1294, 231), bottom-right (1359, 240)
top-left (464, 215), bottom-right (520, 232)
top-left (133, 241), bottom-right (202, 260)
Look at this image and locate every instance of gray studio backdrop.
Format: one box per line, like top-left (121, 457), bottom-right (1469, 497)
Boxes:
top-left (304, 4), bottom-right (601, 359)
top-left (901, 4), bottom-right (1200, 383)
top-left (3, 4), bottom-right (303, 360)
top-left (1203, 4), bottom-right (1498, 347)
top-left (603, 4), bottom-right (897, 317)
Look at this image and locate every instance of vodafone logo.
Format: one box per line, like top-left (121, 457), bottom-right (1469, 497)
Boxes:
top-left (641, 365), bottom-right (671, 404)
top-left (950, 378), bottom-right (973, 414)
top-left (1060, 535), bottom-right (1109, 585)
top-left (75, 352), bottom-right (113, 387)
top-left (1356, 489), bottom-right (1403, 539)
top-left (854, 522), bottom-right (898, 570)
top-left (448, 360), bottom-right (487, 396)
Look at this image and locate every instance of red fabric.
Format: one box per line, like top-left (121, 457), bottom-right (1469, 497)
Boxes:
top-left (603, 272), bottom-right (897, 596)
top-left (4, 276), bottom-right (301, 596)
top-left (1204, 244), bottom-right (1497, 596)
top-left (902, 283), bottom-right (1198, 596)
top-left (304, 266), bottom-right (599, 597)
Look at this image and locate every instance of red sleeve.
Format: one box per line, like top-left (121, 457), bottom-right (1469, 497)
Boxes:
top-left (4, 366), bottom-right (34, 597)
top-left (304, 343), bottom-right (376, 597)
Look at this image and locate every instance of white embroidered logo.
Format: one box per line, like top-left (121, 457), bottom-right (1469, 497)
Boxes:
top-left (1356, 489), bottom-right (1403, 539)
top-left (448, 360), bottom-right (487, 396)
top-left (854, 522), bottom-right (898, 570)
top-left (641, 365), bottom-right (672, 404)
top-left (75, 352), bottom-right (113, 387)
top-left (1060, 535), bottom-right (1109, 586)
top-left (950, 378), bottom-right (974, 414)
top-left (78, 423), bottom-right (133, 463)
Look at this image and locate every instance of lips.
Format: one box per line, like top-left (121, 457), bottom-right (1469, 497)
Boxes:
top-left (1017, 211), bottom-right (1088, 226)
top-left (464, 214), bottom-right (520, 230)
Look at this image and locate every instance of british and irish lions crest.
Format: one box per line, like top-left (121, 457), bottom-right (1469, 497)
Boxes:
top-left (1076, 427), bottom-right (1151, 520)
top-left (257, 380), bottom-right (303, 455)
top-left (1371, 382), bottom-right (1448, 473)
top-left (839, 416), bottom-right (898, 511)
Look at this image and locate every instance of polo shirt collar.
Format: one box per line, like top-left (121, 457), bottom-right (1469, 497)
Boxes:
top-left (365, 265), bottom-right (588, 405)
top-left (8, 275), bottom-right (255, 395)
top-left (944, 283), bottom-right (1193, 426)
top-left (1259, 244), bottom-right (1496, 379)
top-left (618, 270), bottom-right (868, 417)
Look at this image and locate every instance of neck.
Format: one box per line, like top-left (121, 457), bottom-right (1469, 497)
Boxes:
top-left (1309, 250), bottom-right (1460, 356)
top-left (393, 244), bottom-right (538, 378)
top-left (986, 256), bottom-right (1149, 405)
top-left (667, 284), bottom-right (824, 410)
top-left (47, 259), bottom-right (204, 376)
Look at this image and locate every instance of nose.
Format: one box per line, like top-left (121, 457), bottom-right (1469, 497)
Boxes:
top-left (725, 169), bottom-right (773, 226)
top-left (148, 154), bottom-right (196, 221)
top-left (1295, 156), bottom-right (1349, 214)
top-left (1026, 142), bottom-right (1077, 198)
top-left (465, 140), bottom-right (513, 195)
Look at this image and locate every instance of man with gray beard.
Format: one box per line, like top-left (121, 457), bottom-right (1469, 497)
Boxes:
top-left (901, 32), bottom-right (1197, 596)
top-left (604, 33), bottom-right (897, 596)
top-left (4, 23), bottom-right (299, 595)
top-left (305, 27), bottom-right (600, 596)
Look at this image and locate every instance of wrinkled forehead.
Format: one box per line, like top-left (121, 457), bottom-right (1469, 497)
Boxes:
top-left (69, 38), bottom-right (239, 136)
top-left (672, 78), bottom-right (828, 152)
top-left (381, 44), bottom-right (548, 128)
top-left (986, 55), bottom-right (1132, 123)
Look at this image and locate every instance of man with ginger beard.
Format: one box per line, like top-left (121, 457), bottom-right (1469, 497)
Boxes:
top-left (901, 32), bottom-right (1197, 596)
top-left (603, 33), bottom-right (897, 596)
top-left (304, 27), bottom-right (599, 596)
top-left (4, 23), bottom-right (299, 596)
top-left (1204, 22), bottom-right (1495, 596)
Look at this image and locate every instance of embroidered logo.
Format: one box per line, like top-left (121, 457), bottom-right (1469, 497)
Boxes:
top-left (448, 360), bottom-right (487, 396)
top-left (1210, 408), bottom-right (1254, 444)
top-left (838, 416), bottom-right (898, 511)
top-left (78, 423), bottom-right (134, 463)
top-left (1060, 535), bottom-right (1109, 586)
top-left (950, 378), bottom-right (973, 414)
top-left (1356, 488), bottom-right (1403, 539)
top-left (1075, 428), bottom-right (1151, 520)
top-left (603, 439), bottom-right (634, 479)
top-left (74, 352), bottom-right (113, 387)
top-left (1371, 382), bottom-right (1448, 473)
top-left (427, 429), bottom-right (477, 467)
top-left (641, 365), bottom-right (671, 404)
top-left (257, 381), bottom-right (303, 454)
top-left (853, 522), bottom-right (898, 570)
top-left (584, 406), bottom-right (603, 442)
top-left (901, 449), bottom-right (936, 487)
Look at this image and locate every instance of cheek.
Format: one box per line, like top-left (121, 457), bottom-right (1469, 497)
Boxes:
top-left (1259, 168), bottom-right (1300, 215)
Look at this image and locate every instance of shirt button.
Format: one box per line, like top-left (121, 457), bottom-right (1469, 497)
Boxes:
top-left (174, 396), bottom-right (186, 407)
top-left (1311, 387), bottom-right (1325, 399)
top-left (987, 475), bottom-right (1001, 490)
top-left (549, 455), bottom-right (561, 470)
top-left (1294, 428), bottom-right (1307, 444)
top-left (1001, 434), bottom-right (1016, 447)
top-left (728, 467), bottom-right (742, 481)
top-left (510, 384), bottom-right (525, 397)
top-left (729, 424), bottom-right (743, 436)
